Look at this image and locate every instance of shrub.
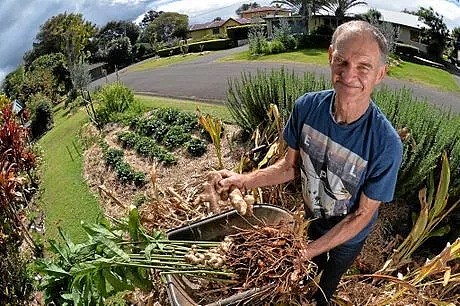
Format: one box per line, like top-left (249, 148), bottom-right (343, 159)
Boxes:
top-left (102, 146), bottom-right (146, 186)
top-left (273, 19), bottom-right (297, 51)
top-left (187, 138), bottom-right (207, 157)
top-left (248, 25), bottom-right (268, 55)
top-left (373, 87), bottom-right (460, 198)
top-left (29, 93), bottom-right (54, 139)
top-left (157, 39), bottom-right (234, 57)
top-left (117, 131), bottom-right (139, 149)
top-left (95, 82), bottom-right (142, 125)
top-left (267, 39), bottom-right (286, 54)
top-left (163, 125), bottom-right (191, 148)
top-left (226, 68), bottom-right (330, 133)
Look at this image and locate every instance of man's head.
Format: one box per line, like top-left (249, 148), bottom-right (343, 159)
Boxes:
top-left (329, 20), bottom-right (388, 105)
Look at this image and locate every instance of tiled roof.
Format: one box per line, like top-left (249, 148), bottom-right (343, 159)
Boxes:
top-left (241, 6), bottom-right (291, 13)
top-left (189, 18), bottom-right (251, 31)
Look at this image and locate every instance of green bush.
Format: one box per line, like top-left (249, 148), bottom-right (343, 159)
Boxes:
top-left (267, 39), bottom-right (286, 54)
top-left (157, 39), bottom-right (234, 57)
top-left (163, 126), bottom-right (191, 148)
top-left (248, 26), bottom-right (268, 55)
top-left (29, 93), bottom-right (54, 139)
top-left (95, 82), bottom-right (142, 125)
top-left (102, 146), bottom-right (145, 186)
top-left (187, 138), bottom-right (207, 157)
top-left (226, 68), bottom-right (330, 133)
top-left (373, 87), bottom-right (460, 198)
top-left (117, 131), bottom-right (139, 149)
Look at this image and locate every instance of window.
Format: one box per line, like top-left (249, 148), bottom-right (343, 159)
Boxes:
top-left (410, 30), bottom-right (420, 42)
top-left (212, 28), bottom-right (220, 35)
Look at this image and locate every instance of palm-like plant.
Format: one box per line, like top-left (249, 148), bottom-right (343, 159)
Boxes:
top-left (271, 0), bottom-right (330, 18)
top-left (323, 0), bottom-right (367, 24)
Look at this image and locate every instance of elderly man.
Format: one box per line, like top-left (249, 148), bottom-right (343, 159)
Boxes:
top-left (218, 20), bottom-right (403, 305)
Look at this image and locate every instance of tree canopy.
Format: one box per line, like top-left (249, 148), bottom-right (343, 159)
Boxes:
top-left (24, 12), bottom-right (96, 67)
top-left (140, 10), bottom-right (164, 29)
top-left (407, 7), bottom-right (449, 59)
top-left (97, 20), bottom-right (141, 46)
top-left (236, 2), bottom-right (260, 16)
top-left (147, 12), bottom-right (189, 44)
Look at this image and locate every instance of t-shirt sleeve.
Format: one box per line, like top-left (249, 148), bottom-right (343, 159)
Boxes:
top-left (363, 138), bottom-right (403, 203)
top-left (283, 96), bottom-right (305, 150)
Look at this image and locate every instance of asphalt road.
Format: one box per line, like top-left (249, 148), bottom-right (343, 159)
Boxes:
top-left (92, 45), bottom-right (460, 112)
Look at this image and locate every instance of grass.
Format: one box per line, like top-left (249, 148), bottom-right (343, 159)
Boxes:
top-left (128, 53), bottom-right (203, 72)
top-left (136, 95), bottom-right (232, 122)
top-left (388, 61), bottom-right (460, 93)
top-left (38, 105), bottom-right (102, 243)
top-left (219, 48), bottom-right (330, 66)
top-left (221, 48), bottom-right (460, 92)
top-left (37, 96), bottom-right (230, 243)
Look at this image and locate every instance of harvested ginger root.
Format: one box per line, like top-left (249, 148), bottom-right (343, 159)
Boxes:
top-left (194, 171), bottom-right (255, 215)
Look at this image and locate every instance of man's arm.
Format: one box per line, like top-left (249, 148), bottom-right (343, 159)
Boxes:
top-left (302, 192), bottom-right (380, 260)
top-left (218, 147), bottom-right (300, 191)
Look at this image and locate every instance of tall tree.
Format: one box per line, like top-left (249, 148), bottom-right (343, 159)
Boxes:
top-left (407, 7), bottom-right (449, 59)
top-left (236, 2), bottom-right (260, 17)
top-left (323, 0), bottom-right (367, 24)
top-left (24, 13), bottom-right (96, 67)
top-left (147, 12), bottom-right (189, 44)
top-left (140, 10), bottom-right (164, 29)
top-left (355, 8), bottom-right (381, 23)
top-left (97, 20), bottom-right (141, 46)
top-left (271, 0), bottom-right (329, 18)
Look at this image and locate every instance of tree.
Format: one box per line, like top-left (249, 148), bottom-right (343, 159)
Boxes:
top-left (323, 0), bottom-right (367, 25)
top-left (28, 53), bottom-right (71, 93)
top-left (24, 13), bottom-right (96, 67)
top-left (452, 27), bottom-right (460, 42)
top-left (148, 12), bottom-right (189, 44)
top-left (355, 8), bottom-right (381, 23)
top-left (236, 2), bottom-right (260, 17)
top-left (97, 20), bottom-right (141, 46)
top-left (2, 66), bottom-right (25, 100)
top-left (106, 37), bottom-right (132, 67)
top-left (408, 7), bottom-right (449, 59)
top-left (139, 10), bottom-right (164, 29)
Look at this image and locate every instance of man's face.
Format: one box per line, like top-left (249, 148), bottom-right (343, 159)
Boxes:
top-left (328, 32), bottom-right (387, 104)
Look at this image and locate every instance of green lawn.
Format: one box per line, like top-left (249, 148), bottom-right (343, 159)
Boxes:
top-left (38, 105), bottom-right (102, 243)
top-left (37, 97), bottom-right (230, 243)
top-left (221, 49), bottom-right (460, 93)
top-left (219, 48), bottom-right (330, 66)
top-left (128, 53), bottom-right (203, 72)
top-left (136, 95), bottom-right (232, 122)
top-left (388, 61), bottom-right (460, 93)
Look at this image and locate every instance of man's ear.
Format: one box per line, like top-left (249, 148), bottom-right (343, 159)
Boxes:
top-left (375, 64), bottom-right (388, 85)
top-left (328, 45), bottom-right (333, 63)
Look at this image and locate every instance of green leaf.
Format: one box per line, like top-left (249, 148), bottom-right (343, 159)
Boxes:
top-left (144, 243), bottom-right (156, 260)
top-left (81, 221), bottom-right (120, 240)
top-left (426, 225), bottom-right (450, 239)
top-left (58, 226), bottom-right (76, 253)
top-left (48, 239), bottom-right (70, 264)
top-left (128, 205), bottom-right (140, 243)
top-left (41, 263), bottom-right (72, 277)
top-left (103, 270), bottom-right (133, 292)
top-left (97, 236), bottom-right (130, 262)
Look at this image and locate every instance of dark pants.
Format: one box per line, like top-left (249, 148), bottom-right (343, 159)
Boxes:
top-left (308, 220), bottom-right (365, 306)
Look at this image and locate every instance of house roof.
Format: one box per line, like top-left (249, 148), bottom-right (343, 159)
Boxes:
top-left (346, 7), bottom-right (429, 29)
top-left (241, 6), bottom-right (292, 14)
top-left (189, 17), bottom-right (251, 31)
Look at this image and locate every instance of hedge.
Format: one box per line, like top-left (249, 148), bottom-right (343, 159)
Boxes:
top-left (157, 39), bottom-right (235, 57)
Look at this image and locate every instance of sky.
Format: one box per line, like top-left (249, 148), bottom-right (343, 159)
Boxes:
top-left (0, 0), bottom-right (459, 84)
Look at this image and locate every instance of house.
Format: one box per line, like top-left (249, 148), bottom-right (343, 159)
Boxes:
top-left (307, 7), bottom-right (429, 53)
top-left (240, 6), bottom-right (292, 19)
top-left (189, 17), bottom-right (251, 41)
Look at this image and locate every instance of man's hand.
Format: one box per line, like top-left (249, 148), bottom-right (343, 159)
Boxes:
top-left (216, 169), bottom-right (247, 193)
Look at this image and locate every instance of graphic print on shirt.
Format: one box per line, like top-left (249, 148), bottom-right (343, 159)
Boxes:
top-left (299, 124), bottom-right (368, 218)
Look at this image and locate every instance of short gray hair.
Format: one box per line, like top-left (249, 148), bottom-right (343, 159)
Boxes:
top-left (331, 20), bottom-right (389, 64)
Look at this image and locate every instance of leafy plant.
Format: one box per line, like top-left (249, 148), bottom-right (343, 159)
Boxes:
top-left (163, 125), bottom-right (191, 148)
top-left (187, 138), bottom-right (207, 157)
top-left (29, 93), bottom-right (54, 139)
top-left (197, 110), bottom-right (223, 169)
top-left (37, 206), bottom-right (230, 305)
top-left (382, 153), bottom-right (460, 271)
top-left (95, 82), bottom-right (142, 125)
top-left (102, 146), bottom-right (145, 186)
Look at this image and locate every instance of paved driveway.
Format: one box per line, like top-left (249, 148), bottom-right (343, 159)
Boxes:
top-left (92, 46), bottom-right (460, 112)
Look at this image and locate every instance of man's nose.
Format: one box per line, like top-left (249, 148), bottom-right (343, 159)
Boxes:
top-left (340, 66), bottom-right (357, 82)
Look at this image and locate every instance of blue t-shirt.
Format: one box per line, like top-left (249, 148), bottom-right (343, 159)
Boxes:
top-left (283, 89), bottom-right (403, 245)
